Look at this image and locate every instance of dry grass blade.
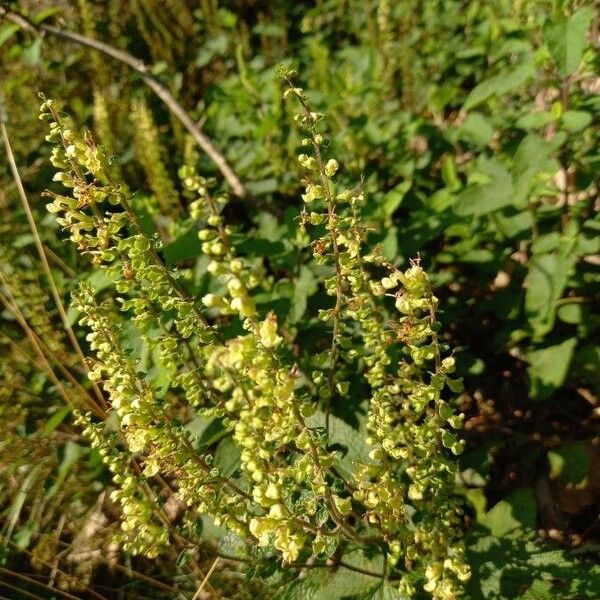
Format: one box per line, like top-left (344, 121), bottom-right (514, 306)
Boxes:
top-left (0, 566), bottom-right (97, 600)
top-left (0, 119), bottom-right (107, 411)
top-left (0, 284), bottom-right (104, 418)
top-left (191, 557), bottom-right (221, 600)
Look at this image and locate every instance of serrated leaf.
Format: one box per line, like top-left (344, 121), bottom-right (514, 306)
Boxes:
top-left (275, 551), bottom-right (385, 600)
top-left (360, 581), bottom-right (409, 600)
top-left (306, 411), bottom-right (370, 479)
top-left (544, 8), bottom-right (594, 76)
top-left (466, 530), bottom-right (600, 600)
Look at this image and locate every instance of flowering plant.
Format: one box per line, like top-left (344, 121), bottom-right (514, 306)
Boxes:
top-left (35, 70), bottom-right (469, 599)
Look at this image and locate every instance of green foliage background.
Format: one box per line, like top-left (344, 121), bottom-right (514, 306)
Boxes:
top-left (0, 0), bottom-right (599, 598)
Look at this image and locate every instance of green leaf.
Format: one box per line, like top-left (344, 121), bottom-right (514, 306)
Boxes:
top-left (32, 7), bottom-right (63, 24)
top-left (246, 178), bottom-right (279, 195)
top-left (275, 551), bottom-right (385, 600)
top-left (544, 8), bottom-right (594, 76)
top-left (547, 443), bottom-right (589, 485)
top-left (524, 249), bottom-right (576, 338)
top-left (360, 581), bottom-right (409, 599)
top-left (516, 110), bottom-right (555, 130)
top-left (185, 415), bottom-right (228, 449)
top-left (458, 112), bottom-right (494, 146)
top-left (527, 338), bottom-right (577, 400)
top-left (0, 23), bottom-right (20, 48)
top-left (557, 302), bottom-right (584, 324)
top-left (466, 531), bottom-right (600, 600)
top-left (464, 62), bottom-right (534, 110)
top-left (441, 156), bottom-right (461, 190)
top-left (43, 407), bottom-right (71, 434)
top-left (214, 436), bottom-right (241, 477)
top-left (561, 110), bottom-right (593, 133)
top-left (379, 181), bottom-right (411, 223)
top-left (454, 157), bottom-right (514, 216)
top-left (306, 412), bottom-right (370, 479)
top-left (480, 488), bottom-right (537, 536)
top-left (511, 134), bottom-right (554, 203)
top-left (49, 441), bottom-right (85, 497)
top-left (21, 38), bottom-right (42, 66)
top-left (381, 225), bottom-right (398, 261)
top-left (163, 228), bottom-right (202, 265)
top-left (290, 266), bottom-right (318, 323)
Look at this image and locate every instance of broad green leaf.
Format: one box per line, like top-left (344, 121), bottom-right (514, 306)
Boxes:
top-left (466, 531), bottom-right (600, 600)
top-left (186, 415), bottom-right (228, 448)
top-left (454, 157), bottom-right (514, 216)
top-left (516, 110), bottom-right (555, 130)
top-left (306, 411), bottom-right (370, 479)
top-left (524, 248), bottom-right (576, 338)
top-left (527, 337), bottom-right (577, 400)
top-left (21, 38), bottom-right (43, 66)
top-left (480, 488), bottom-right (537, 536)
top-left (290, 265), bottom-right (318, 323)
top-left (544, 8), bottom-right (594, 76)
top-left (360, 581), bottom-right (409, 600)
top-left (557, 302), bottom-right (584, 324)
top-left (561, 110), bottom-right (593, 133)
top-left (458, 112), bottom-right (494, 146)
top-left (464, 62), bottom-right (534, 110)
top-left (0, 24), bottom-right (20, 48)
top-left (163, 228), bottom-right (202, 265)
top-left (214, 436), bottom-right (242, 477)
top-left (246, 177), bottom-right (279, 195)
top-left (380, 180), bottom-right (411, 222)
top-left (547, 443), bottom-right (589, 485)
top-left (511, 134), bottom-right (554, 203)
top-left (275, 551), bottom-right (385, 600)
top-left (381, 225), bottom-right (398, 261)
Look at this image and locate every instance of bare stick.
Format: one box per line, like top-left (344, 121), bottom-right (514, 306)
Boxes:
top-left (0, 7), bottom-right (247, 198)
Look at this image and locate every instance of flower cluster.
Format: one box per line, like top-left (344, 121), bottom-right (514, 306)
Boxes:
top-left (42, 82), bottom-right (468, 598)
top-left (282, 71), bottom-right (469, 598)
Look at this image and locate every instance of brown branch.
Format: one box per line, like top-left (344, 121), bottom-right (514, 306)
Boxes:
top-left (0, 6), bottom-right (247, 198)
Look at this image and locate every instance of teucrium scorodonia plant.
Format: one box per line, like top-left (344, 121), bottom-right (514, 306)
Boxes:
top-left (39, 68), bottom-right (470, 598)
